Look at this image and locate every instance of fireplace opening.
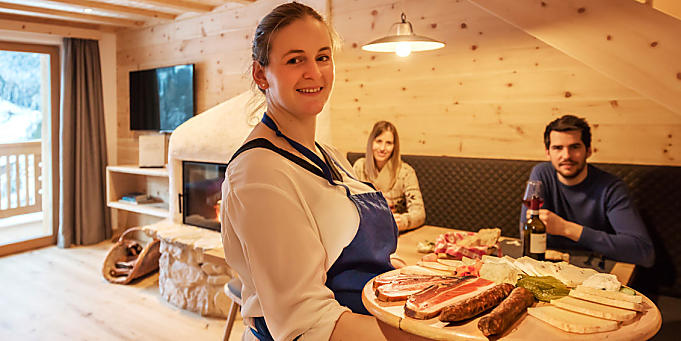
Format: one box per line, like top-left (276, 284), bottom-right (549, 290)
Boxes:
top-left (182, 161), bottom-right (227, 231)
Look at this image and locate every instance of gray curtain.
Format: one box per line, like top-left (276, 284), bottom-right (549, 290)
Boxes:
top-left (58, 38), bottom-right (110, 248)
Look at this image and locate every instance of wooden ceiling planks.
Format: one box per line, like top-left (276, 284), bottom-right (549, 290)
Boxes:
top-left (0, 0), bottom-right (251, 30)
top-left (0, 1), bottom-right (144, 27)
top-left (46, 0), bottom-right (178, 20)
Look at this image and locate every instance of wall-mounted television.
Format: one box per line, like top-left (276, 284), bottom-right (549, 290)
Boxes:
top-left (129, 64), bottom-right (195, 132)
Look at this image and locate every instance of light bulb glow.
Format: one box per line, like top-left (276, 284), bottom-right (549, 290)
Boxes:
top-left (395, 42), bottom-right (412, 57)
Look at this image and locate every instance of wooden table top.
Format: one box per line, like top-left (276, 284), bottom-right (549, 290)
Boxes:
top-left (394, 225), bottom-right (636, 285)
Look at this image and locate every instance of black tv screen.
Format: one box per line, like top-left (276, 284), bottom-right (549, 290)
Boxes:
top-left (129, 64), bottom-right (195, 132)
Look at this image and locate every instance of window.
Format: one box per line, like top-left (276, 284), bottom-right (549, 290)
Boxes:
top-left (0, 41), bottom-right (59, 255)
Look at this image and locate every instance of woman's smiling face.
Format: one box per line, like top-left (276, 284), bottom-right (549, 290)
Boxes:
top-left (372, 130), bottom-right (395, 168)
top-left (259, 16), bottom-right (334, 119)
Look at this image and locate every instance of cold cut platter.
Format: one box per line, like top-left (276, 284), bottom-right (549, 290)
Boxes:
top-left (362, 268), bottom-right (661, 340)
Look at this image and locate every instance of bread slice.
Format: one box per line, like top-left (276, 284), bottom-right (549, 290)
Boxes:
top-left (527, 306), bottom-right (620, 334)
top-left (573, 285), bottom-right (643, 304)
top-left (551, 296), bottom-right (636, 321)
top-left (569, 290), bottom-right (644, 311)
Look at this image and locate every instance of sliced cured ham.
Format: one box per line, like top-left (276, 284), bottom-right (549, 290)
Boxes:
top-left (373, 273), bottom-right (447, 290)
top-left (374, 273), bottom-right (457, 302)
top-left (404, 276), bottom-right (496, 319)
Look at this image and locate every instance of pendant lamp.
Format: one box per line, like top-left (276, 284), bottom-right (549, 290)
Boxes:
top-left (361, 13), bottom-right (445, 57)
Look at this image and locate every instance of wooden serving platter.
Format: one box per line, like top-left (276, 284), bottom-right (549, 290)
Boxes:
top-left (362, 269), bottom-right (662, 340)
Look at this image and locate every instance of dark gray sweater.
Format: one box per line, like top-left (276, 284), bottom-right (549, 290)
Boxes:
top-left (520, 162), bottom-right (655, 267)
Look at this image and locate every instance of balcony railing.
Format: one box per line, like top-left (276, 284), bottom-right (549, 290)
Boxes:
top-left (0, 140), bottom-right (42, 219)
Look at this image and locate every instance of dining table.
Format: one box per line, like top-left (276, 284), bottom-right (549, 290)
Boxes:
top-left (363, 225), bottom-right (662, 340)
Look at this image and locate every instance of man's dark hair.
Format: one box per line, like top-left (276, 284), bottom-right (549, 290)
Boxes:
top-left (544, 115), bottom-right (591, 149)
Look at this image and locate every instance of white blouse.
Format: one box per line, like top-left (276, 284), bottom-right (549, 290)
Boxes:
top-left (221, 143), bottom-right (375, 341)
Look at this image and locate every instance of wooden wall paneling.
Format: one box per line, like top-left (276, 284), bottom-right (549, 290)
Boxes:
top-left (591, 124), bottom-right (681, 164)
top-left (653, 0), bottom-right (681, 20)
top-left (467, 0), bottom-right (681, 115)
top-left (117, 27), bottom-right (252, 67)
top-left (0, 14), bottom-right (103, 39)
top-left (113, 0), bottom-right (681, 166)
top-left (335, 67), bottom-right (645, 103)
top-left (115, 0), bottom-right (328, 165)
top-left (330, 0), bottom-right (681, 166)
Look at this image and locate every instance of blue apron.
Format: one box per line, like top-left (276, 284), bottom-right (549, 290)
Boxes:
top-left (228, 113), bottom-right (398, 340)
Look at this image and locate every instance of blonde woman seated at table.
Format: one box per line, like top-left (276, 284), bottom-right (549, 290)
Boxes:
top-left (353, 121), bottom-right (426, 232)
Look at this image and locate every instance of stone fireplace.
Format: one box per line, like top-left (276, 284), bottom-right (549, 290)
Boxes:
top-left (142, 91), bottom-right (256, 318)
top-left (142, 90), bottom-right (332, 317)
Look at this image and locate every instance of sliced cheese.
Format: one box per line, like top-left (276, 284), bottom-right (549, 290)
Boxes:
top-left (513, 258), bottom-right (541, 276)
top-left (527, 306), bottom-right (620, 334)
top-left (415, 261), bottom-right (454, 275)
top-left (515, 257), bottom-right (556, 277)
top-left (581, 273), bottom-right (621, 291)
top-left (513, 257), bottom-right (600, 287)
top-left (479, 262), bottom-right (521, 285)
top-left (399, 265), bottom-right (449, 276)
top-left (574, 285), bottom-right (643, 304)
top-left (552, 262), bottom-right (598, 287)
top-left (551, 296), bottom-right (636, 321)
top-left (569, 290), bottom-right (644, 311)
top-left (436, 258), bottom-right (463, 268)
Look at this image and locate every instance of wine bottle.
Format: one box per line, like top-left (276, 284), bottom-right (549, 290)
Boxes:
top-left (523, 206), bottom-right (546, 261)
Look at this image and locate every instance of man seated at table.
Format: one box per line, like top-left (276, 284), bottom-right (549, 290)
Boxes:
top-left (520, 115), bottom-right (655, 267)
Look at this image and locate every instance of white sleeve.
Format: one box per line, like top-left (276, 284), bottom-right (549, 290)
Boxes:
top-left (225, 163), bottom-right (349, 341)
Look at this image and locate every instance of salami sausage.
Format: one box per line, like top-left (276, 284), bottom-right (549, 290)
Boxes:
top-left (478, 287), bottom-right (535, 336)
top-left (439, 283), bottom-right (514, 322)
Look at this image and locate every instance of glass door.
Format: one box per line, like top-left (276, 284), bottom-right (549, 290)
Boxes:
top-left (0, 41), bottom-right (59, 256)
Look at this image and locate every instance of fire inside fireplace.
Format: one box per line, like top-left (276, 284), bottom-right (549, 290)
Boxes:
top-left (182, 161), bottom-right (227, 231)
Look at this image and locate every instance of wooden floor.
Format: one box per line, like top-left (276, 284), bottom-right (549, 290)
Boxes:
top-left (0, 241), bottom-right (246, 341)
top-left (6, 238), bottom-right (677, 341)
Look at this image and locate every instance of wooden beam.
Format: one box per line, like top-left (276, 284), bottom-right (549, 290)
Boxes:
top-left (132, 0), bottom-right (216, 13)
top-left (0, 1), bottom-right (144, 27)
top-left (45, 0), bottom-right (177, 20)
top-left (0, 12), bottom-right (101, 32)
top-left (468, 0), bottom-right (681, 115)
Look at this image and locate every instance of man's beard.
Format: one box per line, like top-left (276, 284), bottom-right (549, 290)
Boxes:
top-left (556, 160), bottom-right (587, 179)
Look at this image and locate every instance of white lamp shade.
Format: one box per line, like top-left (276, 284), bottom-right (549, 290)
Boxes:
top-left (361, 14), bottom-right (445, 54)
top-left (361, 35), bottom-right (445, 52)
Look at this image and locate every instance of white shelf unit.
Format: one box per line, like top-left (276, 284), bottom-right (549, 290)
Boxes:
top-left (106, 165), bottom-right (170, 231)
